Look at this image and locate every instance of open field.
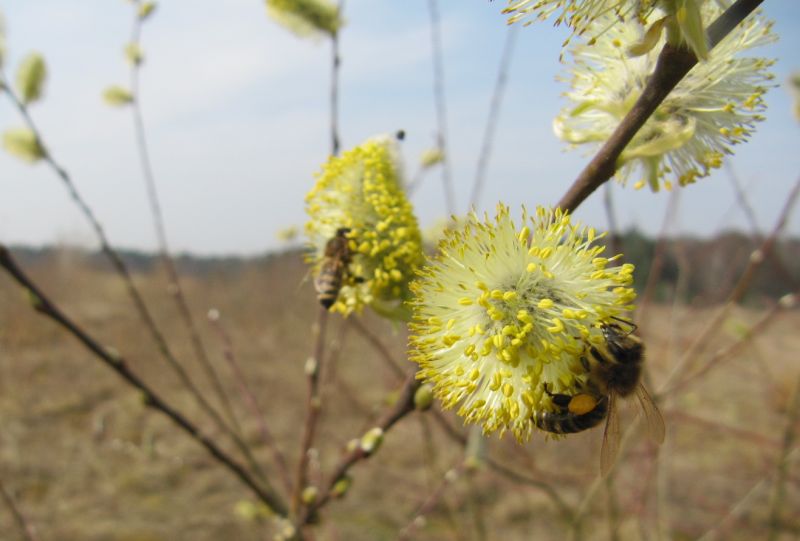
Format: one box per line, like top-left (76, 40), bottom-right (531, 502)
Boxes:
top-left (1, 248), bottom-right (799, 540)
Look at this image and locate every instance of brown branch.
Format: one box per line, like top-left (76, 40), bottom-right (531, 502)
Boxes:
top-left (427, 0), bottom-right (456, 215)
top-left (291, 306), bottom-right (330, 517)
top-left (557, 0), bottom-right (765, 212)
top-left (665, 291), bottom-right (796, 397)
top-left (298, 372), bottom-right (421, 527)
top-left (398, 462), bottom-right (468, 540)
top-left (0, 245), bottom-right (287, 516)
top-left (208, 311), bottom-right (292, 494)
top-left (468, 24), bottom-right (518, 209)
top-left (767, 374), bottom-right (800, 541)
top-left (126, 0), bottom-right (241, 443)
top-left (0, 478), bottom-right (38, 541)
top-left (659, 176), bottom-right (800, 396)
top-left (349, 317), bottom-right (406, 380)
top-left (0, 76), bottom-right (268, 486)
top-left (330, 2), bottom-right (343, 156)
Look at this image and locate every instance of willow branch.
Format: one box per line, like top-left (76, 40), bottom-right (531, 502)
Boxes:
top-left (767, 374), bottom-right (800, 541)
top-left (0, 478), bottom-right (38, 541)
top-left (126, 0), bottom-right (240, 439)
top-left (349, 317), bottom-right (406, 380)
top-left (208, 312), bottom-right (292, 494)
top-left (330, 0), bottom-right (344, 156)
top-left (0, 245), bottom-right (287, 516)
top-left (291, 306), bottom-right (330, 517)
top-left (0, 80), bottom-right (267, 485)
top-left (658, 176), bottom-right (800, 396)
top-left (469, 24), bottom-right (518, 208)
top-left (557, 0), bottom-right (765, 212)
top-left (427, 0), bottom-right (456, 215)
top-left (298, 372), bottom-right (421, 526)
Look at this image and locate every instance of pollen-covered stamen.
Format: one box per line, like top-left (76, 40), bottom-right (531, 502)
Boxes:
top-left (305, 136), bottom-right (424, 319)
top-left (409, 205), bottom-right (637, 442)
top-left (554, 2), bottom-right (776, 192)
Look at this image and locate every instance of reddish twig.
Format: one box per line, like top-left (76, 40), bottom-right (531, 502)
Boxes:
top-left (0, 245), bottom-right (287, 516)
top-left (469, 24), bottom-right (518, 208)
top-left (208, 310), bottom-right (292, 494)
top-left (659, 177), bottom-right (800, 395)
top-left (0, 478), bottom-right (38, 541)
top-left (125, 0), bottom-right (240, 438)
top-left (427, 0), bottom-right (456, 215)
top-left (292, 306), bottom-right (330, 517)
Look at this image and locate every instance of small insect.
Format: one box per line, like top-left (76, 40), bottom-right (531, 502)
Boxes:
top-left (532, 383), bottom-right (608, 434)
top-left (314, 227), bottom-right (356, 309)
top-left (587, 321), bottom-right (666, 476)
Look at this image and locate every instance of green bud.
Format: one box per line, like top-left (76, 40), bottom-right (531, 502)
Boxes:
top-left (304, 356), bottom-right (317, 376)
top-left (301, 486), bottom-right (318, 505)
top-left (23, 288), bottom-right (43, 310)
top-left (138, 2), bottom-right (157, 20)
top-left (16, 52), bottom-right (47, 104)
top-left (102, 86), bottom-right (134, 106)
top-left (3, 128), bottom-right (45, 163)
top-left (359, 427), bottom-right (384, 455)
top-left (265, 0), bottom-right (343, 38)
top-left (124, 43), bottom-right (143, 65)
top-left (413, 384), bottom-right (434, 411)
top-left (331, 475), bottom-right (352, 498)
top-left (419, 147), bottom-right (444, 168)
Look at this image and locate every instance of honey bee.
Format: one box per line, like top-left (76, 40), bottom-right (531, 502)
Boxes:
top-left (532, 384), bottom-right (608, 434)
top-left (589, 321), bottom-right (665, 476)
top-left (314, 227), bottom-right (356, 309)
top-left (532, 320), bottom-right (665, 476)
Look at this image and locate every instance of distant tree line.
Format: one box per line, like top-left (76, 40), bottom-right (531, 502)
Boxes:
top-left (8, 230), bottom-right (799, 307)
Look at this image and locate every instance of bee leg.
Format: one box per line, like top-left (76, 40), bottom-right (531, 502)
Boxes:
top-left (543, 384), bottom-right (573, 410)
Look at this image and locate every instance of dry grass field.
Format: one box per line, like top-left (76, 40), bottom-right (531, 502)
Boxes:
top-left (1, 248), bottom-right (798, 540)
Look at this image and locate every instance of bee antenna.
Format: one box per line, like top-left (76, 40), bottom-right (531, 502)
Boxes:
top-left (609, 315), bottom-right (638, 335)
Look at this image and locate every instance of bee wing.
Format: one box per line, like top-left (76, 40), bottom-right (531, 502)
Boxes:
top-left (600, 392), bottom-right (620, 477)
top-left (635, 383), bottom-right (665, 445)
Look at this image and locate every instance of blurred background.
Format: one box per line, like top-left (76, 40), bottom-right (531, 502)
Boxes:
top-left (1, 1), bottom-right (799, 540)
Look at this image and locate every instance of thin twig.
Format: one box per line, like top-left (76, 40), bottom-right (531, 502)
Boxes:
top-left (697, 448), bottom-right (800, 541)
top-left (725, 162), bottom-right (798, 291)
top-left (349, 317), bottom-right (406, 380)
top-left (0, 75), bottom-right (267, 486)
top-left (602, 182), bottom-right (622, 257)
top-left (427, 0), bottom-right (456, 215)
top-left (468, 24), bottom-right (518, 209)
top-left (659, 177), bottom-right (800, 396)
top-left (556, 0), bottom-right (765, 212)
top-left (397, 462), bottom-right (467, 540)
top-left (636, 183), bottom-right (681, 326)
top-left (126, 0), bottom-right (240, 438)
top-left (666, 291), bottom-right (796, 397)
top-left (292, 306), bottom-right (330, 518)
top-left (0, 478), bottom-right (38, 541)
top-left (208, 311), bottom-right (292, 494)
top-left (330, 0), bottom-right (344, 156)
top-left (766, 374), bottom-right (800, 541)
top-left (299, 372), bottom-right (421, 525)
top-left (0, 245), bottom-right (288, 516)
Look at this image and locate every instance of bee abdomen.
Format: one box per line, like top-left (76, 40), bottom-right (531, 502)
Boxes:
top-left (315, 274), bottom-right (343, 308)
top-left (532, 396), bottom-right (609, 434)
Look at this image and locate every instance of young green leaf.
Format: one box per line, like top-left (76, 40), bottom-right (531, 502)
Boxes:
top-left (16, 52), bottom-right (47, 104)
top-left (103, 86), bottom-right (134, 106)
top-left (3, 128), bottom-right (45, 163)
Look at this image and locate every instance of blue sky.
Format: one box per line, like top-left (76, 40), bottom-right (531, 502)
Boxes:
top-left (1, 0), bottom-right (798, 255)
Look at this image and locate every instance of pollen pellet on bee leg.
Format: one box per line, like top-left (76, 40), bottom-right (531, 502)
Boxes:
top-left (568, 394), bottom-right (597, 415)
